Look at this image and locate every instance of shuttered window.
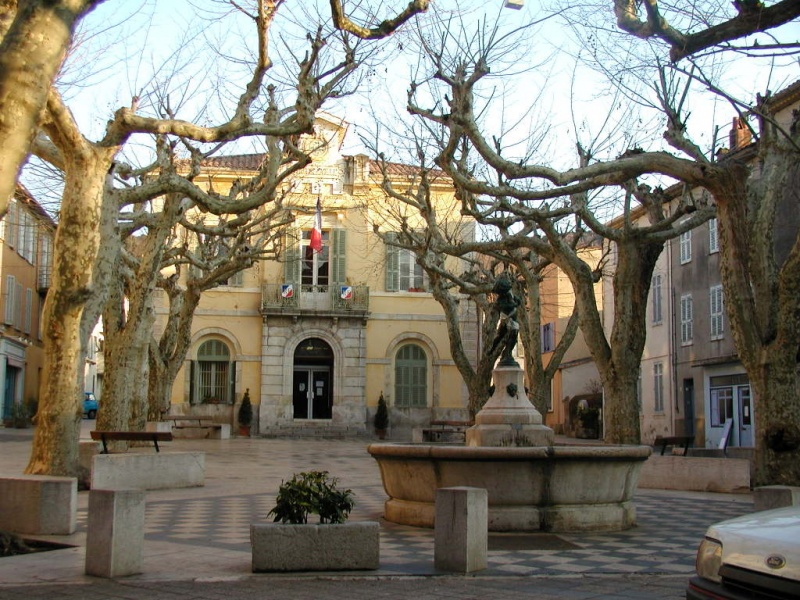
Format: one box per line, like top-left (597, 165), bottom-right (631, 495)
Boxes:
top-left (680, 294), bottom-right (693, 345)
top-left (710, 285), bottom-right (724, 340)
top-left (395, 344), bottom-right (427, 407)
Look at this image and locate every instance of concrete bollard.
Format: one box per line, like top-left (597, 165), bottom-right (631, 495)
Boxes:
top-left (754, 485), bottom-right (800, 512)
top-left (0, 475), bottom-right (77, 534)
top-left (434, 486), bottom-right (488, 573)
top-left (85, 489), bottom-right (146, 578)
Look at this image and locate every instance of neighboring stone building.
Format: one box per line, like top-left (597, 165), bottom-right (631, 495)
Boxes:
top-left (670, 81), bottom-right (800, 450)
top-left (158, 114), bottom-right (476, 437)
top-left (0, 185), bottom-right (55, 425)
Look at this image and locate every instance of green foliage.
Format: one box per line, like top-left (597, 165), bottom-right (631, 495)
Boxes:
top-left (268, 471), bottom-right (354, 524)
top-left (374, 392), bottom-right (388, 431)
top-left (577, 405), bottom-right (600, 427)
top-left (238, 390), bottom-right (253, 427)
top-left (10, 402), bottom-right (31, 428)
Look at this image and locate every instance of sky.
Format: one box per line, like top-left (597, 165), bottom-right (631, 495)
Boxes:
top-left (21, 0), bottom-right (800, 208)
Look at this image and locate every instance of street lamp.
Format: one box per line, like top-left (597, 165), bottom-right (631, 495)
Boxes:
top-left (504, 0), bottom-right (524, 8)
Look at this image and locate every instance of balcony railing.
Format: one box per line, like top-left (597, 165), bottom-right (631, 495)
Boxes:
top-left (261, 283), bottom-right (369, 316)
top-left (37, 266), bottom-right (51, 292)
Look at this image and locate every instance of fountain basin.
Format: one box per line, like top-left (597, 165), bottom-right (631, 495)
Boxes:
top-left (368, 443), bottom-right (651, 532)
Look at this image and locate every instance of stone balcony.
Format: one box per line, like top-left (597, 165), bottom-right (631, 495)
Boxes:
top-left (261, 283), bottom-right (369, 318)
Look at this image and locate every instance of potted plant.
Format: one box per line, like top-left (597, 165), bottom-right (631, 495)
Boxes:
top-left (250, 470), bottom-right (379, 572)
top-left (374, 392), bottom-right (389, 439)
top-left (10, 402), bottom-right (31, 428)
top-left (576, 405), bottom-right (600, 439)
top-left (238, 389), bottom-right (253, 436)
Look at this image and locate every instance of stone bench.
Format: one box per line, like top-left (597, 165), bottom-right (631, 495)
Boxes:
top-left (754, 485), bottom-right (800, 512)
top-left (0, 475), bottom-right (77, 534)
top-left (172, 423), bottom-right (230, 439)
top-left (638, 455), bottom-right (750, 493)
top-left (653, 435), bottom-right (694, 456)
top-left (91, 451), bottom-right (205, 490)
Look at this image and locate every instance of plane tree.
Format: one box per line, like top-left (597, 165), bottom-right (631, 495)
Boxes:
top-left (23, 0), bottom-right (378, 477)
top-left (601, 0), bottom-right (800, 485)
top-left (404, 4), bottom-right (800, 485)
top-left (370, 153), bottom-right (582, 417)
top-left (403, 14), bottom-right (717, 445)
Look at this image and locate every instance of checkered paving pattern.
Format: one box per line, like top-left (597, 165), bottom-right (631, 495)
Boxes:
top-left (73, 435), bottom-right (753, 577)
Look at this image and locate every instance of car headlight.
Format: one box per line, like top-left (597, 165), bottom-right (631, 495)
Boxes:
top-left (696, 537), bottom-right (723, 583)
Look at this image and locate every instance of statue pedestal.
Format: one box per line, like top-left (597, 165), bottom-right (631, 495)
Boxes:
top-left (466, 365), bottom-right (554, 447)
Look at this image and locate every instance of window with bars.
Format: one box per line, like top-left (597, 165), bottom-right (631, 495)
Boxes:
top-left (653, 362), bottom-right (664, 413)
top-left (710, 285), bottom-right (724, 340)
top-left (679, 230), bottom-right (692, 264)
top-left (708, 218), bottom-right (719, 254)
top-left (680, 294), bottom-right (693, 345)
top-left (651, 274), bottom-right (662, 324)
top-left (195, 339), bottom-right (233, 404)
top-left (394, 344), bottom-right (427, 407)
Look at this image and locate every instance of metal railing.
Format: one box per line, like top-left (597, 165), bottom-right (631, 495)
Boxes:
top-left (261, 283), bottom-right (369, 314)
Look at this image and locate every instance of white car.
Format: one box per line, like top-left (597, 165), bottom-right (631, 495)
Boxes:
top-left (687, 505), bottom-right (800, 599)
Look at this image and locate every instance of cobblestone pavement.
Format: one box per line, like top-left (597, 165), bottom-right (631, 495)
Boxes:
top-left (0, 574), bottom-right (689, 600)
top-left (0, 424), bottom-right (753, 599)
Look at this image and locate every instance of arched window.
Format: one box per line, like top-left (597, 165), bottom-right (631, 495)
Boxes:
top-left (394, 344), bottom-right (427, 407)
top-left (193, 339), bottom-right (233, 404)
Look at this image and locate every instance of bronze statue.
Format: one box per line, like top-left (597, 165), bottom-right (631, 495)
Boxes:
top-left (488, 272), bottom-right (521, 367)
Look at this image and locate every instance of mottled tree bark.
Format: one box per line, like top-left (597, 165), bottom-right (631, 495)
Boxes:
top-left (25, 143), bottom-right (114, 476)
top-left (0, 0), bottom-right (104, 216)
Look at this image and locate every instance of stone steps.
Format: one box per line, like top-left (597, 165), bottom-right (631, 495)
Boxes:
top-left (258, 423), bottom-right (370, 439)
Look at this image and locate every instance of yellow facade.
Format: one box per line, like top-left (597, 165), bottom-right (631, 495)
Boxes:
top-left (0, 186), bottom-right (54, 425)
top-left (160, 115), bottom-right (475, 436)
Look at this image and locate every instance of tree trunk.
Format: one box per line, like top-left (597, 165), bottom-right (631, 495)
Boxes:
top-left (25, 148), bottom-right (110, 476)
top-left (711, 131), bottom-right (800, 486)
top-left (556, 236), bottom-right (663, 445)
top-left (148, 284), bottom-right (203, 420)
top-left (430, 279), bottom-right (498, 417)
top-left (0, 0), bottom-right (100, 215)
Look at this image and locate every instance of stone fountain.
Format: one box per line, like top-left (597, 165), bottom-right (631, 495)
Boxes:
top-left (368, 274), bottom-right (651, 533)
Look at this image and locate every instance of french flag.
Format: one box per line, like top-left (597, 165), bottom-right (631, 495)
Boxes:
top-left (310, 196), bottom-right (323, 253)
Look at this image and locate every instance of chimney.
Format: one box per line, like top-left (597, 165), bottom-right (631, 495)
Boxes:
top-left (729, 117), bottom-right (752, 150)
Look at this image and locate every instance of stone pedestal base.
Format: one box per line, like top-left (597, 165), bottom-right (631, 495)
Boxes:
top-left (85, 489), bottom-right (145, 577)
top-left (466, 365), bottom-right (554, 447)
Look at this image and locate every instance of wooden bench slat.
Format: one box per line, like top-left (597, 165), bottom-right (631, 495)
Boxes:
top-left (654, 435), bottom-right (694, 456)
top-left (90, 431), bottom-right (173, 454)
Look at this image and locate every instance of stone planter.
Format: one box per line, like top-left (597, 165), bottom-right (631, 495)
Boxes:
top-left (250, 521), bottom-right (380, 572)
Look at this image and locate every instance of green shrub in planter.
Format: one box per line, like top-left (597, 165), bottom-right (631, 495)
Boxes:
top-left (238, 390), bottom-right (253, 428)
top-left (268, 470), bottom-right (354, 524)
top-left (374, 392), bottom-right (388, 436)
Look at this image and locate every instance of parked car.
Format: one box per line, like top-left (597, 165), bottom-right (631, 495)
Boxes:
top-left (83, 392), bottom-right (99, 419)
top-left (687, 505), bottom-right (800, 599)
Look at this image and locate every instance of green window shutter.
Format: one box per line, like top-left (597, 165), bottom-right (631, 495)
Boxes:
top-left (229, 360), bottom-right (236, 404)
top-left (189, 360), bottom-right (196, 405)
top-left (284, 228), bottom-right (301, 284)
top-left (332, 228), bottom-right (347, 284)
top-left (395, 344), bottom-right (427, 407)
top-left (385, 232), bottom-right (399, 292)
